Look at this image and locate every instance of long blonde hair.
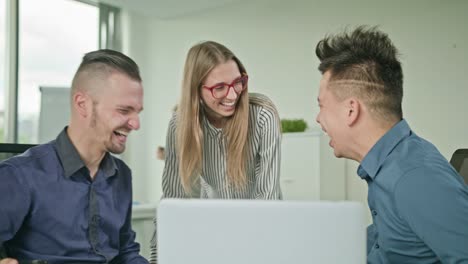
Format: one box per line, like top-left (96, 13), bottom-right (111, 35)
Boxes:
top-left (176, 41), bottom-right (250, 193)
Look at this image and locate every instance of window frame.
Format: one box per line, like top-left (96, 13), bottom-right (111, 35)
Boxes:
top-left (2, 0), bottom-right (120, 143)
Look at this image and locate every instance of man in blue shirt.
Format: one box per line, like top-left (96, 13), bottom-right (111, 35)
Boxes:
top-left (315, 26), bottom-right (468, 263)
top-left (0, 50), bottom-right (149, 264)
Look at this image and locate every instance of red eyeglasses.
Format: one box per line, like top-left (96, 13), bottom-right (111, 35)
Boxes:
top-left (202, 75), bottom-right (248, 99)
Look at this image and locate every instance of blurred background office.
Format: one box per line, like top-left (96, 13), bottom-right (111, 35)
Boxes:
top-left (1, 0), bottom-right (468, 258)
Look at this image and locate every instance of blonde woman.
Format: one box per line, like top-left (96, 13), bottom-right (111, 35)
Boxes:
top-left (149, 41), bottom-right (282, 263)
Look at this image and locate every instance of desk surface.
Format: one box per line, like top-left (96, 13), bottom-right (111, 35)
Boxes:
top-left (132, 203), bottom-right (157, 220)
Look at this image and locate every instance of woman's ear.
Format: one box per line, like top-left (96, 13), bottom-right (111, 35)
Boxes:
top-left (346, 97), bottom-right (360, 126)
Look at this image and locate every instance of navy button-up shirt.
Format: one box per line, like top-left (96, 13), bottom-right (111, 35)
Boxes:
top-left (0, 128), bottom-right (148, 264)
top-left (358, 120), bottom-right (468, 263)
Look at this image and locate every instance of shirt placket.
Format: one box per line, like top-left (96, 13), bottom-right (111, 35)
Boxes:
top-left (87, 173), bottom-right (109, 263)
top-left (367, 180), bottom-right (380, 253)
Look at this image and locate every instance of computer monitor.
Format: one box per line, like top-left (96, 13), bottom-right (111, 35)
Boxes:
top-left (0, 143), bottom-right (36, 162)
top-left (157, 199), bottom-right (366, 264)
top-left (450, 149), bottom-right (468, 184)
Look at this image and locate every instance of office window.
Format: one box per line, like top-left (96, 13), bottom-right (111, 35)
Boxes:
top-left (18, 0), bottom-right (98, 143)
top-left (0, 0), bottom-right (5, 142)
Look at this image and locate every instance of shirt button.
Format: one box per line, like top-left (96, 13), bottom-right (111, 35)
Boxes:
top-left (375, 243), bottom-right (380, 249)
top-left (372, 210), bottom-right (377, 216)
top-left (92, 215), bottom-right (100, 223)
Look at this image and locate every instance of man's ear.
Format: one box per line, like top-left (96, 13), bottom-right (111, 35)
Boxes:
top-left (73, 91), bottom-right (90, 118)
top-left (346, 97), bottom-right (360, 126)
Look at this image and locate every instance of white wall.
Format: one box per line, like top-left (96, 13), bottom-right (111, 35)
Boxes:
top-left (122, 0), bottom-right (468, 212)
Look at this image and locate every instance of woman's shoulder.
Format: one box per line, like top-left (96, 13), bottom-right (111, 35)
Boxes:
top-left (167, 108), bottom-right (179, 130)
top-left (248, 93), bottom-right (278, 117)
top-left (249, 92), bottom-right (274, 106)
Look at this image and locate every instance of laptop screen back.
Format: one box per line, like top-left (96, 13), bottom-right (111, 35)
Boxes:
top-left (157, 199), bottom-right (366, 264)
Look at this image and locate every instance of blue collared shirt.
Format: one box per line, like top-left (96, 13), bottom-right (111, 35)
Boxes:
top-left (0, 128), bottom-right (148, 264)
top-left (358, 119), bottom-right (468, 263)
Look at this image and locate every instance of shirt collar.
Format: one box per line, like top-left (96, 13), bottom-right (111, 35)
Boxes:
top-left (203, 115), bottom-right (222, 138)
top-left (357, 119), bottom-right (411, 180)
top-left (55, 127), bottom-right (118, 178)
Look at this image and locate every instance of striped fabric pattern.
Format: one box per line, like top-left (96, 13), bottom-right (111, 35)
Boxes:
top-left (149, 93), bottom-right (282, 263)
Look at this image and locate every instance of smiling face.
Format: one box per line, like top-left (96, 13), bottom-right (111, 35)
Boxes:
top-left (200, 60), bottom-right (243, 126)
top-left (90, 72), bottom-right (143, 154)
top-left (315, 71), bottom-right (351, 158)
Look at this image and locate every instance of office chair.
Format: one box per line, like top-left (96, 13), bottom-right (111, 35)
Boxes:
top-left (0, 143), bottom-right (36, 154)
top-left (449, 149), bottom-right (468, 184)
top-left (0, 143), bottom-right (36, 162)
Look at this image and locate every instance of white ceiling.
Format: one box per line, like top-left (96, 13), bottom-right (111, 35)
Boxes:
top-left (90, 0), bottom-right (246, 19)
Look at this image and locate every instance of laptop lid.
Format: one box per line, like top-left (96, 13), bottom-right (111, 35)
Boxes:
top-left (157, 199), bottom-right (366, 264)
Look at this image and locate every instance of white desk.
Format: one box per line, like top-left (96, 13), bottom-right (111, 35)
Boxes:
top-left (132, 203), bottom-right (157, 259)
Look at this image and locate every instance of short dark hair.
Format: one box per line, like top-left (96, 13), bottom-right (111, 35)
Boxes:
top-left (316, 26), bottom-right (403, 120)
top-left (77, 49), bottom-right (141, 82)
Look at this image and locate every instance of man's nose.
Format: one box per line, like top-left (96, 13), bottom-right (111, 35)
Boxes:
top-left (128, 114), bottom-right (140, 130)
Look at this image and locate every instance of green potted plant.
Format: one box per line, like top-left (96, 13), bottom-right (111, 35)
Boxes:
top-left (281, 119), bottom-right (308, 133)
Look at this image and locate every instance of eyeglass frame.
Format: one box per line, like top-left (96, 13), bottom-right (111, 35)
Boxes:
top-left (201, 74), bottom-right (249, 99)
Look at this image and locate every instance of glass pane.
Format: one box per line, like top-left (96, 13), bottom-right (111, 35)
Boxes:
top-left (0, 0), bottom-right (5, 142)
top-left (18, 0), bottom-right (98, 143)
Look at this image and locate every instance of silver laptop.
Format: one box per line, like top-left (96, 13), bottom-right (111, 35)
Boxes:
top-left (157, 199), bottom-right (366, 264)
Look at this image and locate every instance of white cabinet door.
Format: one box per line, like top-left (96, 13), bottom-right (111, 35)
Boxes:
top-left (280, 131), bottom-right (321, 200)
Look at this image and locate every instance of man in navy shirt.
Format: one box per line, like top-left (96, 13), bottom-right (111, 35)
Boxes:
top-left (315, 26), bottom-right (468, 263)
top-left (0, 50), bottom-right (148, 264)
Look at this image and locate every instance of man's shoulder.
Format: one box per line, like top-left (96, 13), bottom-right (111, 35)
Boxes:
top-left (388, 133), bottom-right (445, 172)
top-left (374, 133), bottom-right (452, 193)
top-left (1, 142), bottom-right (57, 169)
top-left (389, 134), bottom-right (462, 194)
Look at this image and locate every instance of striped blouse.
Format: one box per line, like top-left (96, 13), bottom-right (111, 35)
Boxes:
top-left (149, 93), bottom-right (282, 263)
